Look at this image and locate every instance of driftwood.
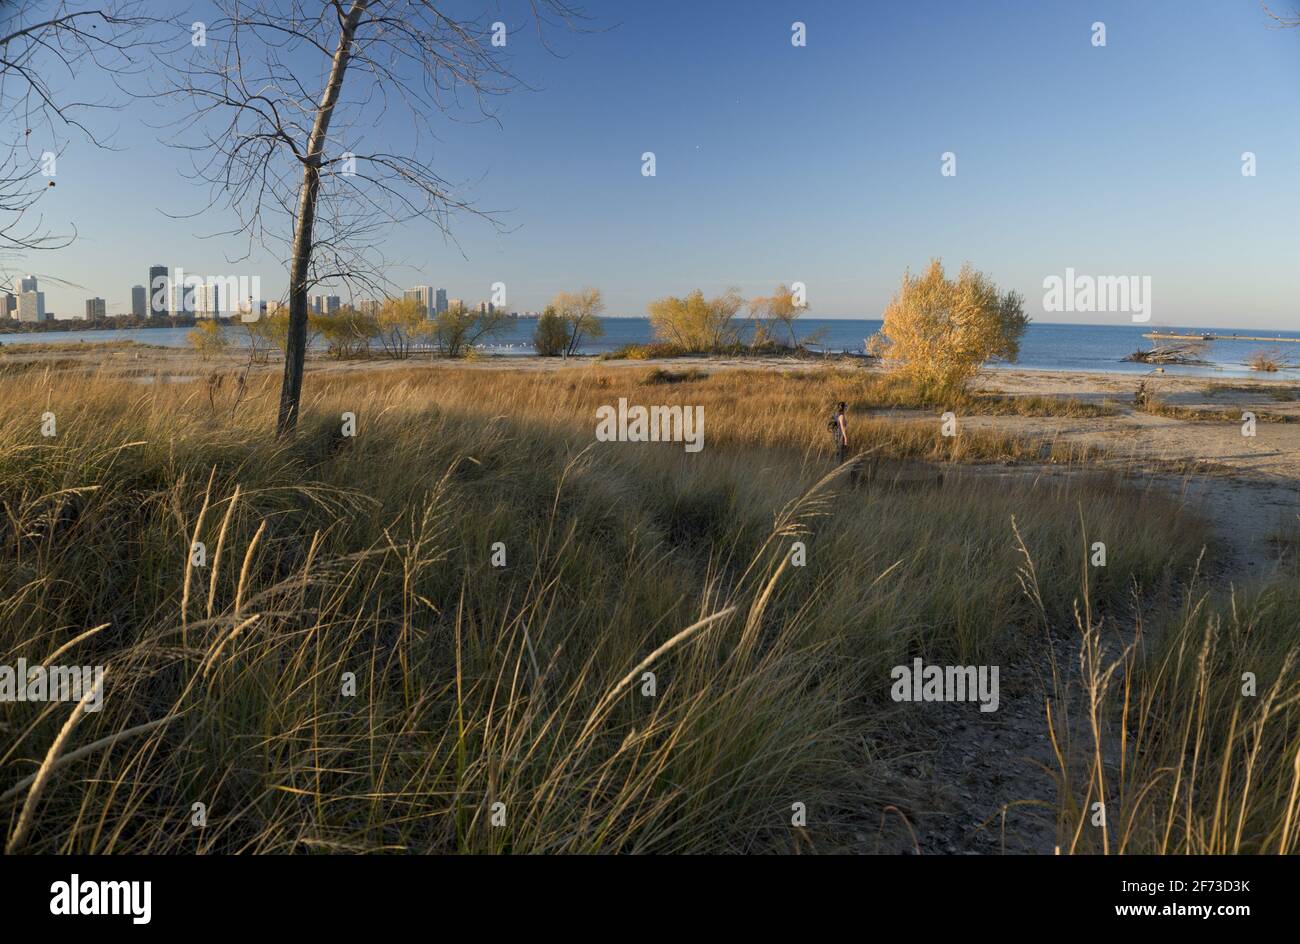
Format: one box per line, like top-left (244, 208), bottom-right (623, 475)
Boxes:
top-left (1247, 348), bottom-right (1294, 372)
top-left (1123, 342), bottom-right (1208, 365)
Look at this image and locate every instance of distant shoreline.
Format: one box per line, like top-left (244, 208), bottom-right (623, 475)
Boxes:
top-left (5, 339), bottom-right (1300, 385)
top-left (4, 320), bottom-right (1300, 380)
top-left (0, 318), bottom-right (201, 334)
top-left (5, 317), bottom-right (1299, 331)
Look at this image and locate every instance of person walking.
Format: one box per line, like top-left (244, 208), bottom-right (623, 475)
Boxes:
top-left (829, 400), bottom-right (848, 464)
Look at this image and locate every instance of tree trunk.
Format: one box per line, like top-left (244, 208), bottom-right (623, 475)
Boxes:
top-left (276, 1), bottom-right (369, 438)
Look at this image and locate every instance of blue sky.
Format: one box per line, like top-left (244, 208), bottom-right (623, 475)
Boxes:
top-left (13, 0), bottom-right (1300, 327)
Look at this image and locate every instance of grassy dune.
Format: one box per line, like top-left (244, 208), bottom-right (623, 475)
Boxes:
top-left (1051, 564), bottom-right (1300, 854)
top-left (3, 362), bottom-right (1295, 853)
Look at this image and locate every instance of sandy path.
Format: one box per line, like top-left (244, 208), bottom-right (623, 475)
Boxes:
top-left (953, 413), bottom-right (1299, 579)
top-left (867, 373), bottom-right (1296, 853)
top-left (874, 463), bottom-right (1293, 856)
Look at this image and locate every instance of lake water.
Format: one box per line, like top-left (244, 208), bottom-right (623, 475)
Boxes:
top-left (4, 318), bottom-right (1299, 380)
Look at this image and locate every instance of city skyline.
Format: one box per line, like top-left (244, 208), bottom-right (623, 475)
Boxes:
top-left (0, 267), bottom-right (542, 322)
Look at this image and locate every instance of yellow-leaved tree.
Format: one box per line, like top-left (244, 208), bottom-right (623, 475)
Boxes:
top-left (375, 296), bottom-right (426, 359)
top-left (868, 260), bottom-right (1029, 396)
top-left (647, 288), bottom-right (743, 352)
top-left (747, 284), bottom-right (803, 348)
top-left (187, 318), bottom-right (229, 360)
top-left (431, 302), bottom-right (508, 358)
top-left (551, 287), bottom-right (606, 356)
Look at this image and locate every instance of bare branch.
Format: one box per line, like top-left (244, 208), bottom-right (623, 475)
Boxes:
top-left (0, 1), bottom-right (166, 281)
top-left (153, 0), bottom-right (592, 434)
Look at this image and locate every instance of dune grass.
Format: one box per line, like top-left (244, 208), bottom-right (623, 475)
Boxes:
top-left (1201, 382), bottom-right (1299, 403)
top-left (1046, 566), bottom-right (1300, 854)
top-left (1137, 398), bottom-right (1299, 424)
top-left (0, 362), bottom-right (1250, 853)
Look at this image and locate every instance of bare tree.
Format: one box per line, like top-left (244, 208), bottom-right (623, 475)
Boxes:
top-left (0, 1), bottom-right (157, 273)
top-left (163, 1), bottom-right (590, 436)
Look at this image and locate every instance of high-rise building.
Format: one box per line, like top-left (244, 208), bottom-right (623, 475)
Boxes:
top-left (19, 275), bottom-right (38, 294)
top-left (171, 280), bottom-right (195, 317)
top-left (405, 285), bottom-right (435, 318)
top-left (447, 298), bottom-right (464, 313)
top-left (435, 288), bottom-right (448, 315)
top-left (357, 299), bottom-right (381, 316)
top-left (2, 293), bottom-right (15, 319)
top-left (193, 283), bottom-right (221, 319)
top-left (18, 284), bottom-right (47, 323)
top-left (148, 265), bottom-right (169, 318)
top-left (85, 298), bottom-right (106, 321)
top-left (131, 285), bottom-right (147, 319)
top-left (310, 294), bottom-right (341, 315)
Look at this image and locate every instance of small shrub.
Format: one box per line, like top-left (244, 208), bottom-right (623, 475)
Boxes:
top-left (601, 342), bottom-right (687, 360)
top-left (642, 367), bottom-right (708, 385)
top-left (533, 305), bottom-right (569, 356)
top-left (186, 319), bottom-right (229, 359)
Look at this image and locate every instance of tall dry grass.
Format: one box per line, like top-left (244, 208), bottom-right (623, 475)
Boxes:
top-left (0, 362), bottom-right (1225, 852)
top-left (1034, 546), bottom-right (1300, 854)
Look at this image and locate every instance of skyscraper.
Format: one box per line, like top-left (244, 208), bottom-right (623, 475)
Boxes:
top-left (2, 293), bottom-right (15, 319)
top-left (131, 285), bottom-right (147, 319)
top-left (193, 283), bottom-right (221, 319)
top-left (18, 276), bottom-right (47, 322)
top-left (85, 298), bottom-right (106, 321)
top-left (148, 265), bottom-right (169, 318)
top-left (171, 280), bottom-right (195, 317)
top-left (406, 285), bottom-right (435, 319)
top-left (435, 288), bottom-right (448, 314)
